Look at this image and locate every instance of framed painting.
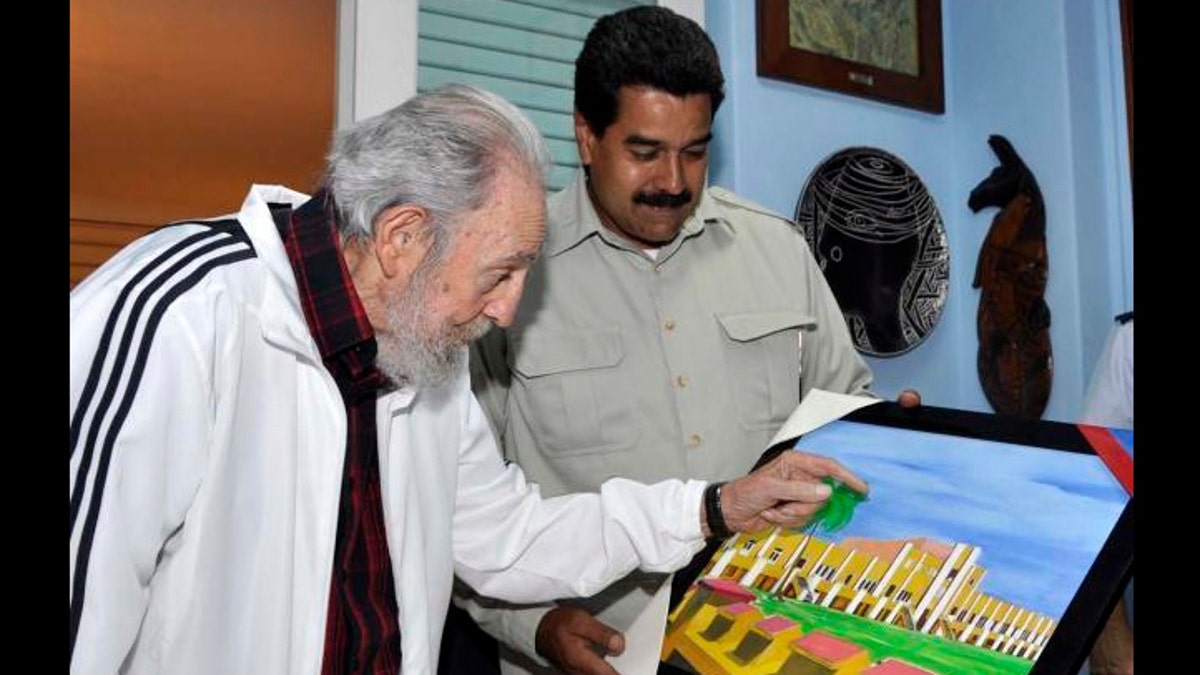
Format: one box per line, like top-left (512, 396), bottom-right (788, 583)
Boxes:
top-left (661, 400), bottom-right (1133, 675)
top-left (756, 0), bottom-right (945, 114)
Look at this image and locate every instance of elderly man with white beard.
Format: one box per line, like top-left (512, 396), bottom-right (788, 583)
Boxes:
top-left (69, 84), bottom-right (867, 675)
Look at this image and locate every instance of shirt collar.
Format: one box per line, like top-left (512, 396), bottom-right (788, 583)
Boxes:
top-left (545, 169), bottom-right (732, 258)
top-left (279, 190), bottom-right (377, 362)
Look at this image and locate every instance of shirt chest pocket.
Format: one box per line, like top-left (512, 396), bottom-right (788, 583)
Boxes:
top-left (509, 327), bottom-right (638, 456)
top-left (715, 310), bottom-right (813, 431)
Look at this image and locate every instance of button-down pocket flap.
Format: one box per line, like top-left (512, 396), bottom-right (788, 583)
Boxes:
top-left (716, 310), bottom-right (815, 342)
top-left (511, 327), bottom-right (623, 377)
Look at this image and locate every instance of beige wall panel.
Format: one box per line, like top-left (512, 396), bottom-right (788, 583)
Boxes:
top-left (70, 0), bottom-right (335, 286)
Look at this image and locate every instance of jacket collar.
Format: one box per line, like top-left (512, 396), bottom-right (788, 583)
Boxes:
top-left (237, 185), bottom-right (424, 407)
top-left (236, 184), bottom-right (325, 360)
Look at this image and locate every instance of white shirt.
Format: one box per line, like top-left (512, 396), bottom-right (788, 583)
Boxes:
top-left (1080, 319), bottom-right (1133, 429)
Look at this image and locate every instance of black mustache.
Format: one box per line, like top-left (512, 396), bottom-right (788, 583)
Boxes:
top-left (634, 189), bottom-right (692, 208)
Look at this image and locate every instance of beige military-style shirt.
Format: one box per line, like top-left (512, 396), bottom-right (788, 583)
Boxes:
top-left (464, 169), bottom-right (873, 673)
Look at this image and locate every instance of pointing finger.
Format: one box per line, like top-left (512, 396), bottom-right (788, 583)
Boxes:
top-left (769, 477), bottom-right (833, 504)
top-left (791, 451), bottom-right (869, 496)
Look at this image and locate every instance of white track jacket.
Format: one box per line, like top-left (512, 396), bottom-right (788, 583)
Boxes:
top-left (69, 185), bottom-right (708, 674)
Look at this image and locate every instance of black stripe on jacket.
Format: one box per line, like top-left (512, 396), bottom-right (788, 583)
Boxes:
top-left (69, 219), bottom-right (256, 658)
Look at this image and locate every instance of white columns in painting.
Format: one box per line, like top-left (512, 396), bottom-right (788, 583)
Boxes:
top-left (974, 600), bottom-right (1005, 647)
top-left (958, 593), bottom-right (987, 642)
top-left (990, 604), bottom-right (1016, 651)
top-left (843, 557), bottom-right (880, 615)
top-left (917, 544), bottom-right (981, 634)
top-left (866, 541), bottom-right (913, 621)
top-left (769, 534), bottom-right (812, 595)
top-left (708, 534), bottom-right (741, 578)
top-left (880, 561), bottom-right (922, 625)
top-left (820, 550), bottom-right (857, 608)
top-left (1027, 616), bottom-right (1053, 661)
top-left (740, 529), bottom-right (781, 587)
top-left (806, 543), bottom-right (835, 598)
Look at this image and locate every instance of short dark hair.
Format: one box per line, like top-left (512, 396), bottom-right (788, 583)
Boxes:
top-left (575, 6), bottom-right (725, 137)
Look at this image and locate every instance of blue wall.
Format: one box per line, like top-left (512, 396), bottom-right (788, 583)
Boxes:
top-left (705, 0), bottom-right (1131, 422)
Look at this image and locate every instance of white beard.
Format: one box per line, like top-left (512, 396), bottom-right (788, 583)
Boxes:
top-left (374, 259), bottom-right (492, 389)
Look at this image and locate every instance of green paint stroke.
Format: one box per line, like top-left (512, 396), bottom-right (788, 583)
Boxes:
top-left (811, 477), bottom-right (867, 533)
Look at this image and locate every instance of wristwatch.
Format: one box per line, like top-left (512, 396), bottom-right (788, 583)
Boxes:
top-left (704, 481), bottom-right (732, 539)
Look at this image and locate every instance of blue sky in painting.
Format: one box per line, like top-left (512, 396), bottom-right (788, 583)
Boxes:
top-left (791, 421), bottom-right (1129, 618)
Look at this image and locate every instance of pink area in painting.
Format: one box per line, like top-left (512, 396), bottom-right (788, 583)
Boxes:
top-left (700, 578), bottom-right (756, 602)
top-left (792, 630), bottom-right (863, 663)
top-left (839, 536), bottom-right (953, 560)
top-left (723, 603), bottom-right (755, 616)
top-left (755, 616), bottom-right (796, 635)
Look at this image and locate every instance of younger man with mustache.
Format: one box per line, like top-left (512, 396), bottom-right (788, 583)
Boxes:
top-left (454, 7), bottom-right (895, 675)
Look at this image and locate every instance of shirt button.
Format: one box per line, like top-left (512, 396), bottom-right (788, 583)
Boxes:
top-left (675, 375), bottom-right (689, 388)
top-left (664, 319), bottom-right (676, 331)
top-left (687, 433), bottom-right (703, 448)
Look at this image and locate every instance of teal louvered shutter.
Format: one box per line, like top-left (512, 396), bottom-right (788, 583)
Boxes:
top-left (418, 0), bottom-right (649, 193)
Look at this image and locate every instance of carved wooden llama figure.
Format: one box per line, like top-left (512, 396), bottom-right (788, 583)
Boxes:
top-left (968, 135), bottom-right (1052, 419)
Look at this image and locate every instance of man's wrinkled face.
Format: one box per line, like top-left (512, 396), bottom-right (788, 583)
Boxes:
top-left (375, 167), bottom-right (545, 388)
top-left (577, 86), bottom-right (713, 248)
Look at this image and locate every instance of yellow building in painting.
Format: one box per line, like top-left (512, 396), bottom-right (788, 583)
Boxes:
top-left (692, 528), bottom-right (1056, 661)
top-left (663, 578), bottom-right (939, 675)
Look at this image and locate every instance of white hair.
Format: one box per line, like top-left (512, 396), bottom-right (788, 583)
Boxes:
top-left (324, 84), bottom-right (550, 260)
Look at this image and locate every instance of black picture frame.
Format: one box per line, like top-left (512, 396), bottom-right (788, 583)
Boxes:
top-left (756, 0), bottom-right (945, 114)
top-left (663, 401), bottom-right (1133, 675)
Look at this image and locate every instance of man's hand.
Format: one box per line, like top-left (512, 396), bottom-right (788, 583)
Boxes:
top-left (717, 450), bottom-right (868, 534)
top-left (534, 605), bottom-right (624, 675)
top-left (1089, 598), bottom-right (1133, 675)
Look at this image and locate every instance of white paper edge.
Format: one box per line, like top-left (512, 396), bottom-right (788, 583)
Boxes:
top-left (766, 388), bottom-right (883, 450)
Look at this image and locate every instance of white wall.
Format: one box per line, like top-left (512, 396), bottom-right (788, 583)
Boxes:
top-left (336, 0), bottom-right (418, 127)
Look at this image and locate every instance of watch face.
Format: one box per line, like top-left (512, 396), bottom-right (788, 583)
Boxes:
top-left (795, 147), bottom-right (949, 357)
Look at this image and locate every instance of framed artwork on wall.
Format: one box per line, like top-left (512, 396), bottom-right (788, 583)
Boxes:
top-left (661, 400), bottom-right (1133, 675)
top-left (756, 0), bottom-right (945, 114)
